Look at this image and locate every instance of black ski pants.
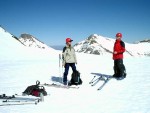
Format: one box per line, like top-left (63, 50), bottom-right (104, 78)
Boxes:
top-left (63, 63), bottom-right (76, 84)
top-left (113, 59), bottom-right (126, 78)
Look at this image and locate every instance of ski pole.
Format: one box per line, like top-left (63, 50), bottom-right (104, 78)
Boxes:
top-left (61, 59), bottom-right (64, 84)
top-left (59, 54), bottom-right (62, 84)
top-left (89, 76), bottom-right (96, 84)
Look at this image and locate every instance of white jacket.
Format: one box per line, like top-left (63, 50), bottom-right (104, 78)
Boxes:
top-left (62, 45), bottom-right (77, 65)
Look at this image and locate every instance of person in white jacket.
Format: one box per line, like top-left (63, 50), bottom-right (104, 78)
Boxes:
top-left (62, 38), bottom-right (77, 85)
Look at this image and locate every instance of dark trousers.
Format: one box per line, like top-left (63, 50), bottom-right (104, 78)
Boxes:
top-left (63, 63), bottom-right (76, 83)
top-left (113, 59), bottom-right (126, 78)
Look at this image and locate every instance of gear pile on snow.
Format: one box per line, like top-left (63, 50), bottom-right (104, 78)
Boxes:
top-left (0, 94), bottom-right (15, 99)
top-left (22, 80), bottom-right (47, 97)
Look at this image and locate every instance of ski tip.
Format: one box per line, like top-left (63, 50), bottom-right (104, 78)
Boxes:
top-left (2, 100), bottom-right (7, 102)
top-left (97, 88), bottom-right (101, 90)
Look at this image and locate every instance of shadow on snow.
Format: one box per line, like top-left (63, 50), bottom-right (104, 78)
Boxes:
top-left (51, 76), bottom-right (63, 84)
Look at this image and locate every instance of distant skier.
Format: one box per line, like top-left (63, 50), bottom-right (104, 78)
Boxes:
top-left (113, 33), bottom-right (126, 80)
top-left (62, 38), bottom-right (77, 85)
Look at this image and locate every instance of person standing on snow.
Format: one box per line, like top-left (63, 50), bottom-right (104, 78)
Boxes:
top-left (113, 33), bottom-right (126, 80)
top-left (62, 38), bottom-right (77, 85)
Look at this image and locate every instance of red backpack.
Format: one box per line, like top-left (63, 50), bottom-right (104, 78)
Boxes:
top-left (23, 81), bottom-right (47, 97)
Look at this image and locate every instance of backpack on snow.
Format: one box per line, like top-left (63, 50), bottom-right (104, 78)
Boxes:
top-left (22, 80), bottom-right (47, 97)
top-left (68, 70), bottom-right (82, 86)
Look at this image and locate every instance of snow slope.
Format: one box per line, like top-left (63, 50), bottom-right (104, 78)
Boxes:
top-left (0, 27), bottom-right (57, 61)
top-left (0, 52), bottom-right (150, 113)
top-left (0, 27), bottom-right (150, 113)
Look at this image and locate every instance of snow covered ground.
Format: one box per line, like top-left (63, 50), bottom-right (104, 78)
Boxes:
top-left (0, 27), bottom-right (150, 113)
top-left (0, 50), bottom-right (150, 113)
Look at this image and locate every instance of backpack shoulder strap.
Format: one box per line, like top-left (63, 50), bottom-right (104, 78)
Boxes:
top-left (120, 41), bottom-right (125, 48)
top-left (63, 46), bottom-right (67, 53)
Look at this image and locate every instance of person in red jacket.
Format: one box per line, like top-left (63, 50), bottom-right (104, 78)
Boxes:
top-left (113, 33), bottom-right (126, 80)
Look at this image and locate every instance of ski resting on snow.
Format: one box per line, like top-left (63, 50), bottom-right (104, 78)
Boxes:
top-left (90, 73), bottom-right (116, 90)
top-left (0, 101), bottom-right (38, 106)
top-left (43, 83), bottom-right (79, 89)
top-left (0, 94), bottom-right (40, 106)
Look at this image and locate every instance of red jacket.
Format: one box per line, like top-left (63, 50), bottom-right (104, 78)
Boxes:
top-left (113, 39), bottom-right (125, 60)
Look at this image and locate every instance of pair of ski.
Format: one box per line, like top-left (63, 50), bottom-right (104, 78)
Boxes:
top-left (0, 101), bottom-right (38, 106)
top-left (43, 83), bottom-right (79, 89)
top-left (90, 73), bottom-right (115, 90)
top-left (0, 94), bottom-right (40, 106)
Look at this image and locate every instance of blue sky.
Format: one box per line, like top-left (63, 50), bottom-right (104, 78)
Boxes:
top-left (0, 0), bottom-right (150, 46)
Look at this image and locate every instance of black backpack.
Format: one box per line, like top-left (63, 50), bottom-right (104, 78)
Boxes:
top-left (68, 71), bottom-right (82, 86)
top-left (23, 80), bottom-right (47, 97)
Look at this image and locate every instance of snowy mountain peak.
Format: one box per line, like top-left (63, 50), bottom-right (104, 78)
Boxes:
top-left (19, 33), bottom-right (49, 49)
top-left (74, 34), bottom-right (150, 57)
top-left (87, 34), bottom-right (99, 40)
top-left (139, 39), bottom-right (150, 43)
top-left (85, 34), bottom-right (98, 45)
top-left (74, 34), bottom-right (114, 55)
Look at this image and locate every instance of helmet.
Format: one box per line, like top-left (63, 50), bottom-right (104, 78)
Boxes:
top-left (116, 33), bottom-right (122, 38)
top-left (66, 38), bottom-right (73, 43)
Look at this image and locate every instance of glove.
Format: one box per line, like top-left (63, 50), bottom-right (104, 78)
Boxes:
top-left (62, 62), bottom-right (66, 68)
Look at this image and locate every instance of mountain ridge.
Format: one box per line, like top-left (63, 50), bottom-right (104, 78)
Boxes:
top-left (0, 26), bottom-right (149, 57)
top-left (19, 33), bottom-right (51, 49)
top-left (74, 34), bottom-right (150, 57)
